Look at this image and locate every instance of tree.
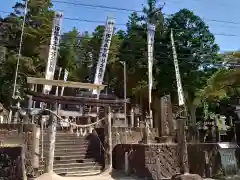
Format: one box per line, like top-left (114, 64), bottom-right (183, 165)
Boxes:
top-left (0, 13), bottom-right (22, 51)
top-left (142, 0), bottom-right (164, 26)
top-left (0, 0), bottom-right (54, 107)
top-left (0, 0), bottom-right (229, 130)
top-left (113, 0), bottom-right (165, 115)
top-left (118, 12), bottom-right (147, 102)
top-left (200, 52), bottom-right (240, 101)
top-left (155, 9), bottom-right (220, 123)
top-left (12, 0), bottom-right (54, 58)
top-left (58, 28), bottom-right (82, 82)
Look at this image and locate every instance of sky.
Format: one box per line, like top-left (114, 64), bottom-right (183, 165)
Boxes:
top-left (1, 0), bottom-right (240, 52)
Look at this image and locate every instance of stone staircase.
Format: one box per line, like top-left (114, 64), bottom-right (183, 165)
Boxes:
top-left (39, 131), bottom-right (104, 177)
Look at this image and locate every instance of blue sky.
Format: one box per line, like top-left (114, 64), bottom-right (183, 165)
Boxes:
top-left (2, 0), bottom-right (240, 52)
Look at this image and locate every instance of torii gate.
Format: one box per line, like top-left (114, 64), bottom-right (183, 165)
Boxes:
top-left (26, 77), bottom-right (129, 172)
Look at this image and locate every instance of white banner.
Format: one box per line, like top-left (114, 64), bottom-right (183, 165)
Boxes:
top-left (170, 29), bottom-right (184, 106)
top-left (60, 69), bottom-right (69, 96)
top-left (93, 17), bottom-right (115, 95)
top-left (147, 23), bottom-right (155, 105)
top-left (43, 12), bottom-right (63, 93)
top-left (55, 67), bottom-right (62, 96)
top-left (58, 69), bottom-right (68, 110)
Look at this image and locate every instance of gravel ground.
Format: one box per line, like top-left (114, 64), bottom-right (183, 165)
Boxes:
top-left (35, 171), bottom-right (139, 180)
top-left (36, 172), bottom-right (240, 180)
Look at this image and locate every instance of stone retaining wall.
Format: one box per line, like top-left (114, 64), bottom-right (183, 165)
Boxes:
top-left (0, 146), bottom-right (23, 180)
top-left (113, 143), bottom-right (225, 179)
top-left (0, 124), bottom-right (36, 178)
top-left (112, 127), bottom-right (158, 147)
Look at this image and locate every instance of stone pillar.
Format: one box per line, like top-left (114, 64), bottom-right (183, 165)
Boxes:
top-left (130, 108), bottom-right (134, 127)
top-left (46, 103), bottom-right (57, 172)
top-left (32, 126), bottom-right (40, 168)
top-left (160, 95), bottom-right (174, 142)
top-left (143, 119), bottom-right (150, 144)
top-left (108, 106), bottom-right (112, 170)
top-left (125, 152), bottom-right (129, 175)
top-left (166, 95), bottom-right (174, 135)
top-left (28, 84), bottom-right (34, 110)
top-left (21, 145), bottom-right (27, 180)
top-left (0, 114), bottom-right (3, 124)
top-left (177, 116), bottom-right (189, 174)
top-left (136, 117), bottom-right (140, 127)
top-left (235, 106), bottom-right (240, 119)
top-left (87, 116), bottom-right (91, 124)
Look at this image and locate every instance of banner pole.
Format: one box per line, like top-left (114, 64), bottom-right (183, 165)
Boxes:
top-left (147, 23), bottom-right (156, 128)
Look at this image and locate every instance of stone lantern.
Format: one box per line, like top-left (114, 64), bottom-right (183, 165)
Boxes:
top-left (12, 88), bottom-right (23, 123)
top-left (235, 105), bottom-right (240, 120)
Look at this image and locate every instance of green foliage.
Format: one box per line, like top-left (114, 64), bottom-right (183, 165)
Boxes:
top-left (154, 9), bottom-right (220, 105)
top-left (200, 68), bottom-right (240, 101)
top-left (0, 0), bottom-right (238, 121)
top-left (0, 0), bottom-right (54, 106)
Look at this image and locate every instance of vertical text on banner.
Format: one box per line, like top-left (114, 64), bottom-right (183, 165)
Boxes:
top-left (44, 12), bottom-right (63, 93)
top-left (93, 17), bottom-right (115, 95)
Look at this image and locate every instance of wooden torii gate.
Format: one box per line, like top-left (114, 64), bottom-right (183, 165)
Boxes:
top-left (26, 77), bottom-right (129, 172)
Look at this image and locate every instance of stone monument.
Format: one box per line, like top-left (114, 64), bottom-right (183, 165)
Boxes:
top-left (160, 95), bottom-right (174, 142)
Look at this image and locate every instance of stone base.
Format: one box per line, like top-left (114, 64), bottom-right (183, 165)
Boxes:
top-left (172, 173), bottom-right (203, 180)
top-left (158, 136), bottom-right (174, 143)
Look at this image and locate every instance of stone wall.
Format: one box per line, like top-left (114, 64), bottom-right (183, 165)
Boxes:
top-left (113, 144), bottom-right (180, 179)
top-left (188, 143), bottom-right (222, 177)
top-left (112, 127), bottom-right (158, 147)
top-left (0, 124), bottom-right (36, 178)
top-left (113, 143), bottom-right (224, 179)
top-left (96, 127), bottom-right (158, 169)
top-left (0, 146), bottom-right (23, 180)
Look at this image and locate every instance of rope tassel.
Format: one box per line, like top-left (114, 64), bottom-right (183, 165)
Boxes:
top-left (89, 127), bottom-right (93, 134)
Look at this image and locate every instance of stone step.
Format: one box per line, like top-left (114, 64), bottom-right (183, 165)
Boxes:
top-left (54, 139), bottom-right (90, 143)
top-left (40, 153), bottom-right (99, 160)
top-left (40, 156), bottom-right (97, 164)
top-left (54, 158), bottom-right (96, 163)
top-left (53, 165), bottom-right (102, 174)
top-left (57, 170), bottom-right (102, 177)
top-left (54, 149), bottom-right (89, 154)
top-left (38, 167), bottom-right (102, 177)
top-left (33, 148), bottom-right (87, 156)
top-left (39, 149), bottom-right (87, 154)
top-left (41, 139), bottom-right (87, 143)
top-left (40, 142), bottom-right (88, 146)
top-left (40, 161), bottom-right (97, 169)
top-left (37, 144), bottom-right (88, 149)
top-left (40, 140), bottom-right (89, 146)
top-left (42, 133), bottom-right (91, 138)
top-left (54, 162), bottom-right (98, 169)
top-left (54, 150), bottom-right (100, 156)
top-left (39, 146), bottom-right (98, 153)
top-left (47, 148), bottom-right (88, 153)
top-left (39, 145), bottom-right (88, 150)
top-left (39, 147), bottom-right (98, 154)
top-left (40, 138), bottom-right (88, 143)
top-left (53, 154), bottom-right (99, 161)
top-left (54, 152), bottom-right (86, 159)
